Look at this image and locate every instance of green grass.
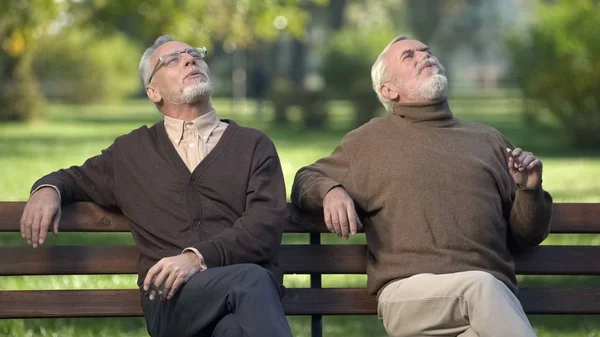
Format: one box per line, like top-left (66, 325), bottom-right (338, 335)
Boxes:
top-left (0, 94), bottom-right (599, 336)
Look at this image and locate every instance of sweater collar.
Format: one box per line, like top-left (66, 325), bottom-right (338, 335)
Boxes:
top-left (391, 99), bottom-right (456, 127)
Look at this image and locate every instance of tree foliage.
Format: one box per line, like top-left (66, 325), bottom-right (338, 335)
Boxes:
top-left (322, 28), bottom-right (397, 126)
top-left (0, 0), bottom-right (319, 120)
top-left (0, 0), bottom-right (61, 120)
top-left (73, 0), bottom-right (321, 47)
top-left (507, 0), bottom-right (600, 148)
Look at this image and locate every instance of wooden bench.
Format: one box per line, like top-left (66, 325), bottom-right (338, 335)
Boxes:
top-left (1, 202), bottom-right (600, 337)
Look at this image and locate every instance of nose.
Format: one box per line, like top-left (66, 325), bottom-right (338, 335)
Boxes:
top-left (182, 53), bottom-right (196, 67)
top-left (415, 50), bottom-right (430, 62)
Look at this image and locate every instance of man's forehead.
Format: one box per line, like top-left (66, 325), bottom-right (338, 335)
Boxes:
top-left (152, 41), bottom-right (192, 60)
top-left (389, 39), bottom-right (428, 56)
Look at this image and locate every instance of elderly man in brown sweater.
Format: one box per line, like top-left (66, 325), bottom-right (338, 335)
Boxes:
top-left (291, 36), bottom-right (552, 337)
top-left (20, 35), bottom-right (293, 337)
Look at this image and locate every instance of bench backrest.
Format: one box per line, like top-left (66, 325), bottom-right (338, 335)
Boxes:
top-left (1, 202), bottom-right (600, 321)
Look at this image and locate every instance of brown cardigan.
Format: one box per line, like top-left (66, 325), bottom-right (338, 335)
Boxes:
top-left (32, 120), bottom-right (287, 286)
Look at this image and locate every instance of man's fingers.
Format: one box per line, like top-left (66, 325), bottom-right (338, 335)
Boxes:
top-left (30, 212), bottom-right (41, 248)
top-left (324, 208), bottom-right (334, 233)
top-left (349, 208), bottom-right (364, 234)
top-left (347, 207), bottom-right (358, 235)
top-left (52, 209), bottom-right (61, 236)
top-left (338, 207), bottom-right (349, 239)
top-left (528, 158), bottom-right (542, 170)
top-left (150, 267), bottom-right (172, 300)
top-left (508, 156), bottom-right (518, 175)
top-left (511, 148), bottom-right (523, 157)
top-left (37, 212), bottom-right (53, 246)
top-left (330, 208), bottom-right (341, 237)
top-left (519, 154), bottom-right (536, 171)
top-left (167, 277), bottom-right (184, 300)
top-left (143, 263), bottom-right (163, 291)
top-left (20, 206), bottom-right (31, 239)
top-left (516, 152), bottom-right (530, 169)
top-left (161, 272), bottom-right (178, 300)
top-left (153, 267), bottom-right (170, 290)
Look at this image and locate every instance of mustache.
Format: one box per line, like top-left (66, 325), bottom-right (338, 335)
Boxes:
top-left (416, 58), bottom-right (444, 75)
top-left (184, 67), bottom-right (205, 79)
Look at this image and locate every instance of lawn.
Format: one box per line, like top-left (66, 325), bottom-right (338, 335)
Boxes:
top-left (0, 94), bottom-right (599, 336)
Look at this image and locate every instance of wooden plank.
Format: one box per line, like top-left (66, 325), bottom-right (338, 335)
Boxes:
top-left (2, 202), bottom-right (599, 233)
top-left (281, 245), bottom-right (600, 275)
top-left (2, 245), bottom-right (600, 276)
top-left (284, 203), bottom-right (600, 234)
top-left (1, 288), bottom-right (599, 318)
top-left (0, 202), bottom-right (130, 232)
top-left (515, 245), bottom-right (600, 275)
top-left (550, 203), bottom-right (600, 233)
top-left (0, 246), bottom-right (138, 275)
top-left (0, 290), bottom-right (142, 318)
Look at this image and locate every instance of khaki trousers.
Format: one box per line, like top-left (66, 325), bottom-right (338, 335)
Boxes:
top-left (377, 271), bottom-right (537, 337)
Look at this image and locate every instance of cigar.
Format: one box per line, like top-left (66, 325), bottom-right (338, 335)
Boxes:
top-left (506, 147), bottom-right (523, 169)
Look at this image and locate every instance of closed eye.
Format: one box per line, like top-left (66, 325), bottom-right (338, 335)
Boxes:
top-left (401, 51), bottom-right (414, 61)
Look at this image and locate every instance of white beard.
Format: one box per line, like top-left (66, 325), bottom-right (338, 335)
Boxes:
top-left (170, 77), bottom-right (214, 104)
top-left (412, 71), bottom-right (448, 101)
top-left (404, 59), bottom-right (449, 101)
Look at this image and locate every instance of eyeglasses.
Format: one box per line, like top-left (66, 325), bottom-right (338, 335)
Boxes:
top-left (147, 46), bottom-right (207, 86)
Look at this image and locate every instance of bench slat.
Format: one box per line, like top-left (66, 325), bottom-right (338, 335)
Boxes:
top-left (0, 202), bottom-right (130, 232)
top-left (1, 288), bottom-right (599, 318)
top-left (285, 203), bottom-right (600, 234)
top-left (1, 202), bottom-right (599, 233)
top-left (0, 246), bottom-right (138, 275)
top-left (2, 245), bottom-right (600, 276)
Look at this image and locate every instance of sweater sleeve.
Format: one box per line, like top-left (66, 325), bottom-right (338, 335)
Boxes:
top-left (291, 137), bottom-right (354, 211)
top-left (497, 133), bottom-right (553, 249)
top-left (30, 144), bottom-right (118, 208)
top-left (509, 186), bottom-right (553, 248)
top-left (192, 137), bottom-right (286, 268)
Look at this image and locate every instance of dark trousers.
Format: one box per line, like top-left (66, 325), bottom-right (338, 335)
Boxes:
top-left (141, 264), bottom-right (292, 337)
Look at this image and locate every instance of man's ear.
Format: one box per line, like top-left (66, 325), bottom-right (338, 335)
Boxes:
top-left (380, 83), bottom-right (399, 101)
top-left (146, 85), bottom-right (162, 104)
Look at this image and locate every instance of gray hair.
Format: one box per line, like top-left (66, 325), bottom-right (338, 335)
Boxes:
top-left (139, 35), bottom-right (174, 87)
top-left (371, 35), bottom-right (408, 112)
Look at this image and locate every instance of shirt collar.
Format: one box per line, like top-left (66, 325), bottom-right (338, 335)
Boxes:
top-left (163, 110), bottom-right (220, 145)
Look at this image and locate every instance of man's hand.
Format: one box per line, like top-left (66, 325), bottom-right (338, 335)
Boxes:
top-left (507, 147), bottom-right (543, 190)
top-left (323, 186), bottom-right (363, 239)
top-left (20, 187), bottom-right (61, 248)
top-left (143, 252), bottom-right (203, 300)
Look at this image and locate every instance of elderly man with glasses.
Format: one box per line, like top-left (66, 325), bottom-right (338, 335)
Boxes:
top-left (20, 35), bottom-right (293, 337)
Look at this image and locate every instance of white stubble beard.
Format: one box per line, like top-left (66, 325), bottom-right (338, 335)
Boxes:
top-left (170, 76), bottom-right (214, 105)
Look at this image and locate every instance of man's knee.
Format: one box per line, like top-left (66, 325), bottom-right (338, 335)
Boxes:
top-left (234, 264), bottom-right (279, 293)
top-left (462, 271), bottom-right (509, 297)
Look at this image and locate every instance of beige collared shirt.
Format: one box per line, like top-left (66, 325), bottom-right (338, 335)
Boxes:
top-left (164, 110), bottom-right (228, 271)
top-left (163, 110), bottom-right (228, 173)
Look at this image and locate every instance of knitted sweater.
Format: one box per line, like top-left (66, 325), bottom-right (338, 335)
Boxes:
top-left (291, 99), bottom-right (553, 296)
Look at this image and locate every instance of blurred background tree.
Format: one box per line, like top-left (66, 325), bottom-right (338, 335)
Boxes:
top-left (322, 28), bottom-right (396, 125)
top-left (507, 0), bottom-right (600, 148)
top-left (0, 0), bottom-right (59, 121)
top-left (0, 0), bottom-right (320, 121)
